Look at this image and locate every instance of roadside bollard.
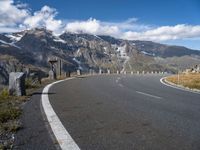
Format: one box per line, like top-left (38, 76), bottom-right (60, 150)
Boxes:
top-left (99, 69), bottom-right (102, 75)
top-left (107, 69), bottom-right (111, 74)
top-left (77, 69), bottom-right (81, 76)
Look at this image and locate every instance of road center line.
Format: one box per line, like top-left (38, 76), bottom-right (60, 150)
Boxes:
top-left (135, 91), bottom-right (162, 99)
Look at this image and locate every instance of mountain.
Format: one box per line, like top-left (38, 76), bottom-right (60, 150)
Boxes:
top-left (0, 27), bottom-right (200, 84)
top-left (131, 40), bottom-right (200, 57)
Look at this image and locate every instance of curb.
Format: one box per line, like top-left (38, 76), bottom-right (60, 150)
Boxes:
top-left (41, 77), bottom-right (80, 150)
top-left (160, 77), bottom-right (200, 95)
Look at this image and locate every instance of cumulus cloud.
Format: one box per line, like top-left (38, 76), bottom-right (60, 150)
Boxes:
top-left (23, 5), bottom-right (63, 33)
top-left (122, 24), bottom-right (200, 41)
top-left (65, 18), bottom-right (120, 36)
top-left (65, 19), bottom-right (200, 42)
top-left (0, 1), bottom-right (63, 33)
top-left (0, 0), bottom-right (29, 31)
top-left (0, 0), bottom-right (200, 43)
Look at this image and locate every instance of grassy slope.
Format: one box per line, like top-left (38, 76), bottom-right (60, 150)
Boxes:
top-left (166, 73), bottom-right (200, 90)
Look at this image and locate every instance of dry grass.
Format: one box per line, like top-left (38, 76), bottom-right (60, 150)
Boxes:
top-left (166, 73), bottom-right (200, 90)
top-left (0, 89), bottom-right (24, 127)
top-left (0, 78), bottom-right (53, 149)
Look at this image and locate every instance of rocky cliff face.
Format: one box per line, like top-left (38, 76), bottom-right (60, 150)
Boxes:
top-left (0, 28), bottom-right (200, 78)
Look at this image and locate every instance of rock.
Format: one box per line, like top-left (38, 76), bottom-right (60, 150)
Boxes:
top-left (49, 70), bottom-right (56, 80)
top-left (89, 69), bottom-right (93, 75)
top-left (25, 68), bottom-right (30, 77)
top-left (77, 70), bottom-right (81, 76)
top-left (65, 71), bottom-right (70, 77)
top-left (9, 72), bottom-right (26, 96)
top-left (99, 69), bottom-right (102, 75)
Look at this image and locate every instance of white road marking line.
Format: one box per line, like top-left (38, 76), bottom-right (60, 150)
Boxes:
top-left (41, 78), bottom-right (80, 150)
top-left (135, 91), bottom-right (162, 99)
top-left (160, 77), bottom-right (200, 95)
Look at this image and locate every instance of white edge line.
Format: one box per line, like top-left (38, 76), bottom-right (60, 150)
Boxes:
top-left (41, 77), bottom-right (80, 150)
top-left (160, 77), bottom-right (200, 95)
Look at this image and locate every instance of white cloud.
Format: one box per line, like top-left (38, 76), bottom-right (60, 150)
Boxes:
top-left (65, 18), bottom-right (100, 34)
top-left (64, 18), bottom-right (150, 37)
top-left (0, 0), bottom-right (29, 29)
top-left (23, 5), bottom-right (63, 34)
top-left (0, 26), bottom-right (21, 33)
top-left (0, 1), bottom-right (63, 33)
top-left (65, 18), bottom-right (121, 36)
top-left (65, 19), bottom-right (200, 42)
top-left (0, 1), bottom-right (200, 43)
top-left (122, 24), bottom-right (200, 41)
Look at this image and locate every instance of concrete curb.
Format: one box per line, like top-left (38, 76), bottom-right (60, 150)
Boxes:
top-left (160, 77), bottom-right (200, 95)
top-left (41, 77), bottom-right (80, 150)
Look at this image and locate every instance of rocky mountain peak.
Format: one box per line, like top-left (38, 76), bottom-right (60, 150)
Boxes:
top-left (0, 28), bottom-right (200, 75)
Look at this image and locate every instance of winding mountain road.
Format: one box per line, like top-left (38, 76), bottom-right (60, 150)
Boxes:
top-left (48, 74), bottom-right (200, 150)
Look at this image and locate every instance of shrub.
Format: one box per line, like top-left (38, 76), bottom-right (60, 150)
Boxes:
top-left (0, 107), bottom-right (21, 123)
top-left (0, 88), bottom-right (9, 102)
top-left (25, 78), bottom-right (38, 89)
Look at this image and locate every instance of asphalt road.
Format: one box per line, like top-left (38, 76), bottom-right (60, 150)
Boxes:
top-left (49, 74), bottom-right (200, 150)
top-left (13, 88), bottom-right (59, 150)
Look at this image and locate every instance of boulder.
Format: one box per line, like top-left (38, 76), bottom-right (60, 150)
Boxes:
top-left (9, 72), bottom-right (26, 96)
top-left (49, 70), bottom-right (56, 80)
top-left (77, 69), bottom-right (81, 76)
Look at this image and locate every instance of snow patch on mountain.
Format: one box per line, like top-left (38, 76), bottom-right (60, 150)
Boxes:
top-left (103, 46), bottom-right (110, 55)
top-left (141, 51), bottom-right (155, 56)
top-left (53, 36), bottom-right (66, 43)
top-left (73, 57), bottom-right (83, 70)
top-left (114, 44), bottom-right (130, 73)
top-left (132, 43), bottom-right (136, 46)
top-left (93, 35), bottom-right (103, 40)
top-left (6, 34), bottom-right (23, 42)
top-left (50, 46), bottom-right (59, 50)
top-left (0, 40), bottom-right (21, 49)
top-left (116, 45), bottom-right (128, 58)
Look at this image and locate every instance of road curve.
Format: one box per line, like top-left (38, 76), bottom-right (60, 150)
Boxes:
top-left (48, 74), bottom-right (200, 150)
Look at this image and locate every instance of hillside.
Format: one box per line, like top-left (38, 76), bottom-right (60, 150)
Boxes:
top-left (0, 28), bottom-right (200, 84)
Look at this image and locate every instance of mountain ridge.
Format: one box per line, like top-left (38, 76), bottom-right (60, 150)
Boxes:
top-left (0, 28), bottom-right (200, 83)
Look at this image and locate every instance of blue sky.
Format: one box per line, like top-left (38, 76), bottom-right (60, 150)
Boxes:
top-left (21, 0), bottom-right (200, 25)
top-left (1, 0), bottom-right (200, 50)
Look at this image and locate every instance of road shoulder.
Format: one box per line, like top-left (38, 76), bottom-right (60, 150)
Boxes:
top-left (13, 88), bottom-right (59, 150)
top-left (160, 77), bottom-right (200, 94)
